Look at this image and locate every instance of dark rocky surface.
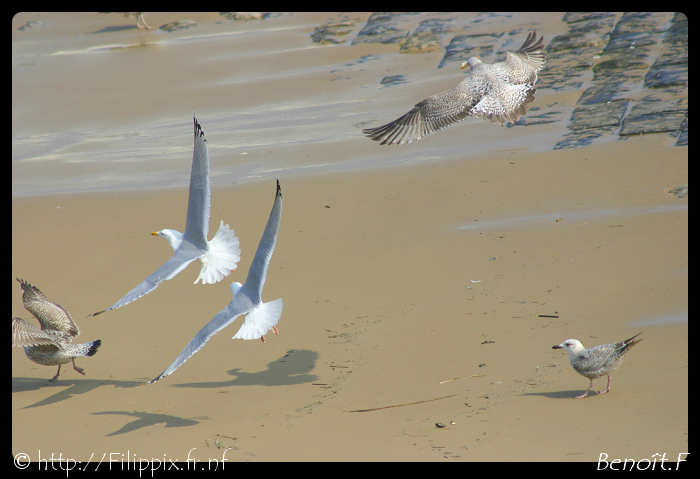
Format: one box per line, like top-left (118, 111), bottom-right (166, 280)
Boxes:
top-left (312, 12), bottom-right (687, 149)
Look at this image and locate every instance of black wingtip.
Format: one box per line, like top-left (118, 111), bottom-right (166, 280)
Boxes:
top-left (86, 309), bottom-right (105, 319)
top-left (17, 278), bottom-right (42, 297)
top-left (194, 116), bottom-right (204, 139)
top-left (87, 340), bottom-right (102, 356)
top-left (276, 177), bottom-right (281, 197)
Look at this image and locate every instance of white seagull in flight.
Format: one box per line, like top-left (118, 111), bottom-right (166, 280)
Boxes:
top-left (88, 115), bottom-right (241, 318)
top-left (150, 179), bottom-right (283, 383)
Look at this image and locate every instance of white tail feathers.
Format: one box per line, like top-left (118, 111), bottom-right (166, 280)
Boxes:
top-left (232, 298), bottom-right (283, 340)
top-left (195, 221), bottom-right (241, 284)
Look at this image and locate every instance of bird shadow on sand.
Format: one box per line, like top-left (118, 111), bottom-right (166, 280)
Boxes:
top-left (160, 349), bottom-right (320, 389)
top-left (12, 377), bottom-right (118, 409)
top-left (92, 410), bottom-right (209, 436)
top-left (92, 25), bottom-right (141, 34)
top-left (520, 390), bottom-right (603, 399)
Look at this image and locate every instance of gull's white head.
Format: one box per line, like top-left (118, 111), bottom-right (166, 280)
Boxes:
top-left (152, 229), bottom-right (183, 251)
top-left (230, 281), bottom-right (243, 296)
top-left (553, 339), bottom-right (585, 356)
top-left (461, 56), bottom-right (482, 70)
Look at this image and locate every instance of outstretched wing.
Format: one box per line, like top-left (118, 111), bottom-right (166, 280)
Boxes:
top-left (149, 299), bottom-right (248, 383)
top-left (182, 115), bottom-right (211, 249)
top-left (362, 81), bottom-right (477, 145)
top-left (17, 278), bottom-right (79, 338)
top-left (502, 31), bottom-right (546, 84)
top-left (12, 317), bottom-right (63, 348)
top-left (88, 249), bottom-right (197, 317)
top-left (242, 179), bottom-right (283, 302)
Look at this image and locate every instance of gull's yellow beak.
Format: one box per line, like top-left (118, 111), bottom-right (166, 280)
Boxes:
top-left (151, 232), bottom-right (159, 236)
top-left (461, 56), bottom-right (480, 69)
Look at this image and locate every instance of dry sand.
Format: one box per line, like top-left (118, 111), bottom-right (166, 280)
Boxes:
top-left (13, 13), bottom-right (687, 462)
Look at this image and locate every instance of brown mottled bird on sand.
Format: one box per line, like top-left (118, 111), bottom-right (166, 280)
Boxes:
top-left (13, 278), bottom-right (101, 382)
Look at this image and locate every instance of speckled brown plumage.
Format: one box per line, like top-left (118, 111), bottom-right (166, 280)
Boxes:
top-left (363, 31), bottom-right (546, 145)
top-left (553, 333), bottom-right (643, 398)
top-left (13, 278), bottom-right (101, 382)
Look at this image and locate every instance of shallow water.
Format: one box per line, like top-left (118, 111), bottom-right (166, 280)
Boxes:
top-left (12, 12), bottom-right (687, 197)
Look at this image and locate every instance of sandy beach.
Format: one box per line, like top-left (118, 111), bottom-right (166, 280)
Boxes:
top-left (13, 13), bottom-right (687, 463)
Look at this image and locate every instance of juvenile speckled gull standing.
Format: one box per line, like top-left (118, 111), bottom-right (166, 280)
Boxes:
top-left (13, 278), bottom-right (101, 382)
top-left (553, 333), bottom-right (643, 398)
top-left (88, 115), bottom-right (241, 318)
top-left (150, 179), bottom-right (283, 384)
top-left (363, 31), bottom-right (546, 145)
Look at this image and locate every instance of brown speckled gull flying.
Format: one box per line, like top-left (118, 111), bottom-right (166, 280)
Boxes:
top-left (552, 332), bottom-right (642, 399)
top-left (363, 31), bottom-right (546, 145)
top-left (12, 278), bottom-right (101, 382)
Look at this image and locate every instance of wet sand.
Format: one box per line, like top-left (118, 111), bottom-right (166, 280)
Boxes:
top-left (13, 13), bottom-right (687, 462)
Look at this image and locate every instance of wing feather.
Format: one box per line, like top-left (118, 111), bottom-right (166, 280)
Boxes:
top-left (241, 180), bottom-right (282, 302)
top-left (88, 249), bottom-right (197, 317)
top-left (182, 115), bottom-right (211, 248)
top-left (149, 299), bottom-right (247, 383)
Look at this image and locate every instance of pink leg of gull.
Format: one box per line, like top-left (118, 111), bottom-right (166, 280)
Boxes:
top-left (72, 358), bottom-right (86, 375)
top-left (260, 327), bottom-right (279, 343)
top-left (49, 364), bottom-right (62, 382)
top-left (573, 379), bottom-right (593, 399)
top-left (597, 375), bottom-right (612, 395)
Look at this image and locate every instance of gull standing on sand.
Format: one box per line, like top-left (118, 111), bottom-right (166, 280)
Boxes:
top-left (363, 31), bottom-right (546, 145)
top-left (552, 333), bottom-right (643, 399)
top-left (13, 278), bottom-right (101, 382)
top-left (150, 179), bottom-right (283, 383)
top-left (88, 115), bottom-right (241, 318)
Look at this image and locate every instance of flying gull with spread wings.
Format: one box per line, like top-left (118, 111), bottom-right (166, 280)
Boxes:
top-left (150, 179), bottom-right (283, 383)
top-left (363, 31), bottom-right (546, 145)
top-left (88, 115), bottom-right (241, 318)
